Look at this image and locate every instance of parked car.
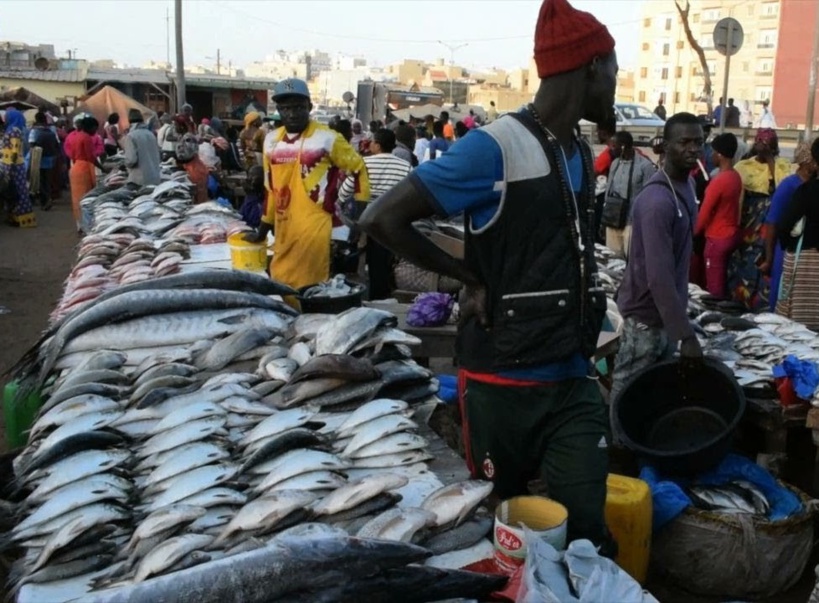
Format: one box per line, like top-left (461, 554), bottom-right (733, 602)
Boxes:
top-left (614, 103), bottom-right (666, 127)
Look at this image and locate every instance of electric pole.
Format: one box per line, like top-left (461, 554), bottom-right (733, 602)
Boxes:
top-left (216, 49), bottom-right (221, 75)
top-left (174, 0), bottom-right (186, 111)
top-left (437, 41), bottom-right (468, 107)
top-left (165, 7), bottom-right (170, 67)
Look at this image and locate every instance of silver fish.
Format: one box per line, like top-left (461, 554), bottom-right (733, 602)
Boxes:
top-left (356, 507), bottom-right (436, 542)
top-left (266, 470), bottom-right (347, 493)
top-left (212, 490), bottom-right (318, 547)
top-left (220, 397), bottom-right (276, 416)
top-left (134, 533), bottom-right (214, 583)
top-left (336, 399), bottom-right (410, 437)
top-left (130, 375), bottom-right (199, 406)
top-left (421, 481), bottom-right (494, 528)
top-left (252, 450), bottom-right (349, 494)
top-left (275, 377), bottom-right (349, 409)
top-left (287, 342), bottom-right (312, 367)
top-left (348, 432), bottom-right (429, 459)
top-left (57, 369), bottom-right (129, 390)
top-left (132, 363), bottom-right (197, 389)
top-left (28, 472), bottom-right (132, 508)
top-left (28, 513), bottom-right (119, 573)
top-left (314, 307), bottom-right (397, 356)
top-left (124, 505), bottom-right (207, 555)
top-left (240, 408), bottom-right (316, 450)
top-left (351, 450), bottom-right (434, 469)
top-left (264, 357), bottom-right (299, 382)
top-left (143, 442), bottom-right (231, 486)
top-left (195, 328), bottom-right (278, 372)
top-left (289, 313), bottom-right (334, 342)
top-left (29, 396), bottom-right (122, 440)
top-left (341, 415), bottom-right (419, 458)
top-left (149, 402), bottom-right (227, 435)
top-left (351, 328), bottom-right (422, 353)
top-left (143, 464), bottom-right (238, 512)
top-left (32, 410), bottom-right (123, 457)
top-left (187, 506), bottom-right (238, 532)
top-left (137, 416), bottom-right (227, 459)
top-left (313, 474), bottom-right (408, 516)
top-left (178, 488), bottom-right (248, 509)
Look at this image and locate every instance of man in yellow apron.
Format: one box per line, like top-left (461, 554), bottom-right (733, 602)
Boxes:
top-left (246, 78), bottom-right (370, 290)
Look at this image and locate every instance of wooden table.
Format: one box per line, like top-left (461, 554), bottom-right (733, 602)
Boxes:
top-left (365, 301), bottom-right (620, 371)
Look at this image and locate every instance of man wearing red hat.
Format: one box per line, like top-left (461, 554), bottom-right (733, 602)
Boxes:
top-left (360, 0), bottom-right (617, 553)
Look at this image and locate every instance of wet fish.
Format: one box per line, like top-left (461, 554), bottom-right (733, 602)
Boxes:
top-left (130, 375), bottom-right (198, 406)
top-left (264, 357), bottom-right (299, 382)
top-left (351, 450), bottom-right (434, 469)
top-left (58, 369), bottom-right (130, 390)
top-left (143, 442), bottom-right (231, 485)
top-left (143, 464), bottom-right (238, 512)
top-left (313, 474), bottom-right (408, 516)
top-left (348, 432), bottom-right (429, 459)
top-left (133, 533), bottom-right (214, 583)
top-left (356, 507), bottom-right (437, 542)
top-left (252, 450), bottom-right (349, 493)
top-left (239, 428), bottom-right (329, 474)
top-left (303, 379), bottom-right (383, 410)
top-left (276, 377), bottom-right (349, 409)
top-left (177, 487), bottom-right (248, 509)
top-left (132, 363), bottom-right (197, 389)
top-left (20, 430), bottom-right (128, 475)
top-left (188, 506), bottom-right (237, 532)
top-left (289, 313), bottom-right (334, 342)
top-left (341, 414), bottom-right (419, 457)
top-left (421, 514), bottom-right (493, 555)
top-left (288, 341), bottom-right (312, 367)
top-left (28, 516), bottom-right (119, 574)
top-left (29, 396), bottom-right (122, 440)
top-left (320, 492), bottom-right (403, 524)
top-left (314, 307), bottom-right (398, 356)
top-left (421, 481), bottom-right (494, 528)
top-left (267, 470), bottom-right (347, 493)
top-left (149, 401), bottom-right (227, 435)
top-left (289, 354), bottom-right (379, 385)
top-left (32, 410), bottom-right (124, 457)
top-left (351, 328), bottom-right (422, 353)
top-left (196, 328), bottom-right (278, 372)
top-left (212, 490), bottom-right (318, 547)
top-left (337, 399), bottom-right (410, 437)
top-left (137, 416), bottom-right (227, 459)
top-left (38, 383), bottom-right (127, 416)
top-left (240, 409), bottom-right (317, 450)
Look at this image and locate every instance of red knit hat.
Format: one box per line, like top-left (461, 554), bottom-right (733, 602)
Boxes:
top-left (534, 0), bottom-right (616, 79)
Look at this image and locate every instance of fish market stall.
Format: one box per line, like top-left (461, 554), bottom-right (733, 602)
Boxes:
top-left (3, 171), bottom-right (508, 600)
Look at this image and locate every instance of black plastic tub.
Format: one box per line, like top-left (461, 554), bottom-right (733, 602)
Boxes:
top-left (297, 281), bottom-right (366, 314)
top-left (612, 358), bottom-right (746, 476)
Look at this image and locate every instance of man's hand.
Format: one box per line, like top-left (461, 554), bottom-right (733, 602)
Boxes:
top-left (680, 335), bottom-right (703, 362)
top-left (244, 230), bottom-right (265, 243)
top-left (458, 283), bottom-right (488, 328)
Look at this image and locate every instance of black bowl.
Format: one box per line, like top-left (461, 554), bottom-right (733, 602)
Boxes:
top-left (612, 358), bottom-right (746, 476)
top-left (296, 281), bottom-right (366, 314)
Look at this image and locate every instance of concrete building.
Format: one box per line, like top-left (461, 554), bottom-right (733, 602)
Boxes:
top-left (0, 42), bottom-right (86, 109)
top-left (508, 68), bottom-right (531, 93)
top-left (245, 51), bottom-right (309, 81)
top-left (633, 0), bottom-right (813, 126)
top-left (386, 60), bottom-right (426, 86)
top-left (616, 69), bottom-right (636, 103)
top-left (468, 84), bottom-right (532, 112)
top-left (313, 68), bottom-right (371, 105)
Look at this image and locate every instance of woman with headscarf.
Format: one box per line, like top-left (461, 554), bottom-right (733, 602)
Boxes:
top-left (66, 116), bottom-right (106, 232)
top-left (239, 111), bottom-right (263, 168)
top-left (0, 109), bottom-right (36, 227)
top-left (727, 128), bottom-right (793, 309)
top-left (762, 141), bottom-right (818, 311)
top-left (350, 119), bottom-right (366, 153)
top-left (156, 113), bottom-right (175, 160)
top-left (175, 133), bottom-right (209, 204)
top-left (103, 113), bottom-right (121, 156)
top-left (179, 103), bottom-right (197, 135)
top-left (209, 117), bottom-right (242, 172)
top-left (775, 139), bottom-right (819, 329)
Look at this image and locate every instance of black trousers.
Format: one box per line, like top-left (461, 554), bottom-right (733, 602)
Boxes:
top-left (366, 237), bottom-right (393, 300)
top-left (38, 168), bottom-right (51, 207)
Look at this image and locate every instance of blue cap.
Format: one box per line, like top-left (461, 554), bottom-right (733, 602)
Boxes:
top-left (272, 78), bottom-right (311, 101)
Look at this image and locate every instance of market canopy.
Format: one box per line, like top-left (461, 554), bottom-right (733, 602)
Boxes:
top-left (71, 85), bottom-right (154, 130)
top-left (0, 87), bottom-right (60, 114)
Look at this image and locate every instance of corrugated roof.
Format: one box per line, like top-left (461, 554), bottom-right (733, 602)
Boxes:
top-left (169, 74), bottom-right (277, 90)
top-left (0, 68), bottom-right (87, 83)
top-left (86, 68), bottom-right (169, 84)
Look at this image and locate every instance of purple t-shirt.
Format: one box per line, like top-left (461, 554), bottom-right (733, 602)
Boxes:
top-left (617, 171), bottom-right (697, 341)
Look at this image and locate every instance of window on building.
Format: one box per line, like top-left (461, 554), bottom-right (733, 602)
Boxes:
top-left (663, 43), bottom-right (670, 56)
top-left (642, 42), bottom-right (650, 51)
top-left (743, 61), bottom-right (750, 72)
top-left (703, 8), bottom-right (721, 22)
top-left (693, 13), bottom-right (700, 23)
top-left (759, 29), bottom-right (778, 48)
top-left (674, 92), bottom-right (681, 104)
top-left (690, 92), bottom-right (697, 102)
top-left (640, 67), bottom-right (648, 78)
top-left (757, 59), bottom-right (773, 74)
top-left (675, 66), bottom-right (682, 78)
top-left (699, 34), bottom-right (714, 49)
top-left (677, 40), bottom-right (684, 49)
top-left (747, 4), bottom-right (754, 16)
top-left (661, 68), bottom-right (669, 80)
top-left (644, 18), bottom-right (651, 27)
top-left (665, 17), bottom-right (672, 30)
top-left (762, 3), bottom-right (779, 17)
top-left (755, 87), bottom-right (772, 101)
top-left (639, 91), bottom-right (646, 102)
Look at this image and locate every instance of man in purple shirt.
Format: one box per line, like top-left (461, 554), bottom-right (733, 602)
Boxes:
top-left (611, 112), bottom-right (705, 405)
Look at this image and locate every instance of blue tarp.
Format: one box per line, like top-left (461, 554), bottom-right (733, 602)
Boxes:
top-left (640, 453), bottom-right (804, 531)
top-left (437, 374), bottom-right (458, 405)
top-left (773, 355), bottom-right (819, 399)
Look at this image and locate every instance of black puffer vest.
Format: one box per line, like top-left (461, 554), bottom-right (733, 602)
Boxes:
top-left (457, 111), bottom-right (606, 372)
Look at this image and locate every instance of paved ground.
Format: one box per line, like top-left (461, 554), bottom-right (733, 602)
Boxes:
top-left (0, 194), bottom-right (77, 452)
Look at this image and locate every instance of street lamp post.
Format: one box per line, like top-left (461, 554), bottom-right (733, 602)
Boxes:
top-left (438, 41), bottom-right (468, 107)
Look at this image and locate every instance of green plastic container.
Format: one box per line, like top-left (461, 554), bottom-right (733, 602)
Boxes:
top-left (3, 381), bottom-right (42, 449)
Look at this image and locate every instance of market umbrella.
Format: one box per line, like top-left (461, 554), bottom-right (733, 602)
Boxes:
top-left (71, 85), bottom-right (155, 131)
top-left (0, 100), bottom-right (38, 111)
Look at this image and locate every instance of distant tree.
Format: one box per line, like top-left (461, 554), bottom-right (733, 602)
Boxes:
top-left (675, 0), bottom-right (713, 116)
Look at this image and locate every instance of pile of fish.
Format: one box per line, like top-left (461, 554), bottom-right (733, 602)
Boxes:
top-left (52, 236), bottom-right (190, 324)
top-left (6, 273), bottom-right (497, 601)
top-left (302, 274), bottom-right (364, 299)
top-left (688, 480), bottom-right (772, 516)
top-left (80, 175), bottom-right (250, 246)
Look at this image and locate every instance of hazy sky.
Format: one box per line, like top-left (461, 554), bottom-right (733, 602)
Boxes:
top-left (1, 0), bottom-right (642, 72)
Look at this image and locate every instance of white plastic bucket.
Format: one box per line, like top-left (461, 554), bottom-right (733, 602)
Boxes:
top-left (493, 495), bottom-right (568, 572)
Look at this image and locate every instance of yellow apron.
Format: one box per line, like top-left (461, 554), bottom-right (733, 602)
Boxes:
top-left (269, 148), bottom-right (332, 291)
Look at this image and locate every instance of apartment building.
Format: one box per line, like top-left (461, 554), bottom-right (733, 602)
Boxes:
top-left (634, 0), bottom-right (797, 125)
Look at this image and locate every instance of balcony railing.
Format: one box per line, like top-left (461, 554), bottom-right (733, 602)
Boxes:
top-left (757, 43), bottom-right (776, 49)
top-left (755, 70), bottom-right (773, 76)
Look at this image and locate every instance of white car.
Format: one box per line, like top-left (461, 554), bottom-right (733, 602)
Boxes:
top-left (614, 103), bottom-right (666, 127)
